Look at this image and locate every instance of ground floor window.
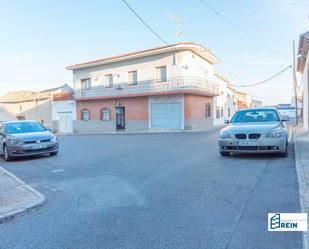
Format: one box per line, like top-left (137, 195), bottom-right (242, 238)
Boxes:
top-left (205, 103), bottom-right (211, 117)
top-left (81, 109), bottom-right (90, 121)
top-left (100, 108), bottom-right (111, 121)
top-left (216, 106), bottom-right (220, 119)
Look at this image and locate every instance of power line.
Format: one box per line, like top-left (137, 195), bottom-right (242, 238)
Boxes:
top-left (230, 65), bottom-right (292, 88)
top-left (199, 0), bottom-right (288, 59)
top-left (121, 0), bottom-right (169, 45)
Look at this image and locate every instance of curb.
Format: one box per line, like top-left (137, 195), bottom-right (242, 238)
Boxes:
top-left (293, 127), bottom-right (309, 249)
top-left (0, 167), bottom-right (46, 224)
top-left (56, 125), bottom-right (225, 136)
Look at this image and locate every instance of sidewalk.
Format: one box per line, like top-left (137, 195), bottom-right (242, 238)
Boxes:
top-left (0, 167), bottom-right (45, 223)
top-left (293, 127), bottom-right (309, 248)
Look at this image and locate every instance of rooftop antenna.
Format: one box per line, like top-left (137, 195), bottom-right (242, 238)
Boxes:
top-left (170, 15), bottom-right (183, 43)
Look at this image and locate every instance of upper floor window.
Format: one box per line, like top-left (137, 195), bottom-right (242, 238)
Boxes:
top-left (81, 78), bottom-right (91, 90)
top-left (105, 74), bottom-right (113, 87)
top-left (156, 66), bottom-right (167, 82)
top-left (81, 109), bottom-right (90, 121)
top-left (205, 103), bottom-right (211, 117)
top-left (128, 71), bottom-right (137, 85)
top-left (100, 108), bottom-right (111, 121)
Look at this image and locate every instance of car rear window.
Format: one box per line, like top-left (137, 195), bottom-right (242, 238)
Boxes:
top-left (6, 122), bottom-right (47, 134)
top-left (231, 109), bottom-right (279, 123)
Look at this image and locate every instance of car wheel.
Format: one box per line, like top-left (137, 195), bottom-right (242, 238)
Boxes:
top-left (278, 144), bottom-right (288, 158)
top-left (220, 151), bottom-right (230, 157)
top-left (3, 145), bottom-right (12, 161)
top-left (50, 151), bottom-right (58, 156)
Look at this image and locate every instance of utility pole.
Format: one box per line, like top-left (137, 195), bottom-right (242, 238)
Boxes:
top-left (293, 40), bottom-right (298, 126)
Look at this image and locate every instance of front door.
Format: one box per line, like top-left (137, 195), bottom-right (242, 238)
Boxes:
top-left (116, 107), bottom-right (125, 130)
top-left (59, 112), bottom-right (73, 133)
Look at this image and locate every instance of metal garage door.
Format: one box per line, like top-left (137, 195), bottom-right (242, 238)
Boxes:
top-left (151, 102), bottom-right (181, 129)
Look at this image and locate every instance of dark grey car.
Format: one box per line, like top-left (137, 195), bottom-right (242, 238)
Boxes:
top-left (0, 120), bottom-right (59, 161)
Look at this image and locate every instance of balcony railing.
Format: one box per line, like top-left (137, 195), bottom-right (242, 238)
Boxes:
top-left (74, 77), bottom-right (219, 99)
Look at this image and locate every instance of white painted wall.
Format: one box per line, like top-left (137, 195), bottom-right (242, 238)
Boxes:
top-left (51, 100), bottom-right (76, 121)
top-left (212, 76), bottom-right (236, 126)
top-left (72, 50), bottom-right (216, 91)
top-left (225, 87), bottom-right (236, 120)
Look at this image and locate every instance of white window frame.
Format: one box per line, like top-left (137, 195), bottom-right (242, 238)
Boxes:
top-left (128, 70), bottom-right (137, 85)
top-left (81, 78), bottom-right (91, 90)
top-left (105, 74), bottom-right (113, 88)
top-left (101, 108), bottom-right (111, 121)
top-left (156, 66), bottom-right (167, 82)
top-left (81, 109), bottom-right (90, 121)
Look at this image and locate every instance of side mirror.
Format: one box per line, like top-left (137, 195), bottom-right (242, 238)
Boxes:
top-left (224, 119), bottom-right (230, 124)
top-left (281, 115), bottom-right (289, 122)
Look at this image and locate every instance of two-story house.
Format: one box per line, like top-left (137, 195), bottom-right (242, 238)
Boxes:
top-left (233, 90), bottom-right (252, 111)
top-left (213, 72), bottom-right (236, 125)
top-left (66, 42), bottom-right (221, 132)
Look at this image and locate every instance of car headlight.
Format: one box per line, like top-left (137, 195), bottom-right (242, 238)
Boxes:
top-left (219, 132), bottom-right (231, 139)
top-left (266, 129), bottom-right (283, 138)
top-left (51, 135), bottom-right (58, 143)
top-left (8, 137), bottom-right (23, 146)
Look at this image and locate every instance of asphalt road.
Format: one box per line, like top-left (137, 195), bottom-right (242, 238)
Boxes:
top-left (0, 129), bottom-right (302, 249)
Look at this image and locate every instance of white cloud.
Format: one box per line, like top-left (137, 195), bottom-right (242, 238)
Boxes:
top-left (23, 53), bottom-right (33, 60)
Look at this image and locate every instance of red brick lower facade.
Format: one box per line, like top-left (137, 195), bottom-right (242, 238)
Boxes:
top-left (74, 94), bottom-right (213, 133)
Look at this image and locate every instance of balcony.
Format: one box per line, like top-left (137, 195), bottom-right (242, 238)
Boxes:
top-left (74, 77), bottom-right (219, 100)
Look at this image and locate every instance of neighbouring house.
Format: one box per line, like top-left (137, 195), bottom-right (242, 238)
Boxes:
top-left (297, 31), bottom-right (309, 130)
top-left (251, 99), bottom-right (263, 108)
top-left (276, 104), bottom-right (297, 120)
top-left (67, 42), bottom-right (224, 132)
top-left (213, 72), bottom-right (236, 124)
top-left (233, 90), bottom-right (252, 110)
top-left (0, 84), bottom-right (76, 133)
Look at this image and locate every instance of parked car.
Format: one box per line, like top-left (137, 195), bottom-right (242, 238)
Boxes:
top-left (0, 120), bottom-right (59, 161)
top-left (218, 107), bottom-right (289, 157)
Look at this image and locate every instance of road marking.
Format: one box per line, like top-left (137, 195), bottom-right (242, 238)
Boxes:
top-left (52, 169), bottom-right (65, 173)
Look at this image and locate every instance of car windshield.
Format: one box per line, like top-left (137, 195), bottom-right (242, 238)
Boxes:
top-left (230, 109), bottom-right (279, 123)
top-left (6, 122), bottom-right (47, 134)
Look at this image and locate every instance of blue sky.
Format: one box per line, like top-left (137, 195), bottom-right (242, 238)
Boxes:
top-left (0, 0), bottom-right (308, 104)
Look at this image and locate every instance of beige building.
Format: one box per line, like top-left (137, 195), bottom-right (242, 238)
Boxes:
top-left (0, 84), bottom-right (76, 133)
top-left (233, 90), bottom-right (252, 110)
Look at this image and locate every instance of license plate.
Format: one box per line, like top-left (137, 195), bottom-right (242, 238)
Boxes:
top-left (238, 141), bottom-right (259, 146)
top-left (32, 144), bottom-right (48, 149)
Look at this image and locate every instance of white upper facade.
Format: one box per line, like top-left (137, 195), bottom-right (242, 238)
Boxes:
top-left (67, 43), bottom-right (221, 99)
